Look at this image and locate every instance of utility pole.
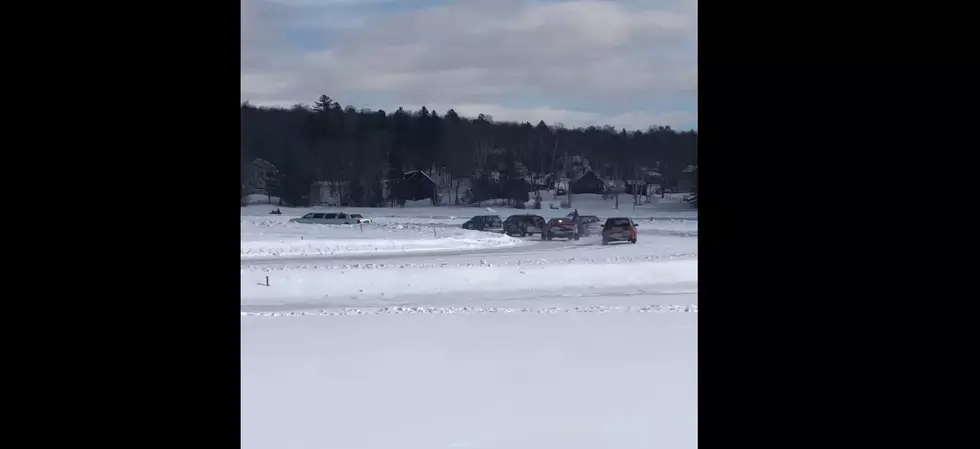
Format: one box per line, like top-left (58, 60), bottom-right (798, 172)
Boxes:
top-left (614, 164), bottom-right (619, 209)
top-left (562, 144), bottom-right (572, 209)
top-left (633, 165), bottom-right (640, 208)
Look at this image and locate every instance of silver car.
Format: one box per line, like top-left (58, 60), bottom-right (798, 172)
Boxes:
top-left (290, 212), bottom-right (365, 225)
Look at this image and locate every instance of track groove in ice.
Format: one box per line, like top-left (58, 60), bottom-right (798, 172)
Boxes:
top-left (241, 252), bottom-right (699, 272)
top-left (241, 304), bottom-right (698, 316)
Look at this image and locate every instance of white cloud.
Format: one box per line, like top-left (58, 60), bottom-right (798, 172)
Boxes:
top-left (241, 0), bottom-right (698, 130)
top-left (267, 0), bottom-right (394, 5)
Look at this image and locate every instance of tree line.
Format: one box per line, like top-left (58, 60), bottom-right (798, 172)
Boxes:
top-left (241, 95), bottom-right (697, 207)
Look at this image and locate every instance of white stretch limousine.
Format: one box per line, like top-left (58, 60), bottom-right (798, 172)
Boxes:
top-left (289, 212), bottom-right (371, 225)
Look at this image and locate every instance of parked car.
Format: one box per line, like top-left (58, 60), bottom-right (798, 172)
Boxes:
top-left (290, 212), bottom-right (365, 225)
top-left (542, 217), bottom-right (580, 241)
top-left (601, 217), bottom-right (638, 245)
top-left (462, 215), bottom-right (505, 233)
top-left (504, 214), bottom-right (546, 236)
top-left (575, 215), bottom-right (602, 236)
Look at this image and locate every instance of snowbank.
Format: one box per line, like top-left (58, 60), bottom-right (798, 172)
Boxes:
top-left (241, 217), bottom-right (523, 258)
top-left (243, 194), bottom-right (281, 205)
top-left (241, 259), bottom-right (697, 304)
top-left (366, 216), bottom-right (468, 227)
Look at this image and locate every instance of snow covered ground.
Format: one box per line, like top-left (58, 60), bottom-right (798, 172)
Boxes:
top-left (242, 192), bottom-right (697, 221)
top-left (241, 216), bottom-right (524, 258)
top-left (242, 259), bottom-right (696, 309)
top-left (241, 198), bottom-right (698, 449)
top-left (242, 310), bottom-right (697, 449)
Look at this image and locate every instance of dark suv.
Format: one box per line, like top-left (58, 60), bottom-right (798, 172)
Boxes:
top-left (601, 217), bottom-right (638, 244)
top-left (504, 214), bottom-right (545, 236)
top-left (462, 215), bottom-right (504, 233)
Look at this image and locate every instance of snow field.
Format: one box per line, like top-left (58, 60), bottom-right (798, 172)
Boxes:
top-left (241, 311), bottom-right (698, 449)
top-left (241, 216), bottom-right (524, 258)
top-left (240, 195), bottom-right (698, 449)
top-left (242, 259), bottom-right (698, 305)
top-left (365, 215), bottom-right (698, 236)
top-left (241, 303), bottom-right (698, 316)
top-left (241, 203), bottom-right (695, 259)
top-left (241, 192), bottom-right (698, 222)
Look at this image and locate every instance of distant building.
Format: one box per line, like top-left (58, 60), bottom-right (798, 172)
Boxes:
top-left (244, 158), bottom-right (278, 196)
top-left (678, 165), bottom-right (697, 193)
top-left (570, 171), bottom-right (605, 195)
top-left (388, 170), bottom-right (439, 205)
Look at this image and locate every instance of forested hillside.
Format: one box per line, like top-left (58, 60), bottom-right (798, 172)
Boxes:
top-left (241, 95), bottom-right (697, 207)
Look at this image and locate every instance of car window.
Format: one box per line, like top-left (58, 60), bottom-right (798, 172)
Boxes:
top-left (312, 213), bottom-right (325, 219)
top-left (490, 217), bottom-right (502, 226)
top-left (302, 213), bottom-right (314, 219)
top-left (323, 213), bottom-right (338, 219)
top-left (605, 218), bottom-right (631, 227)
top-left (337, 213), bottom-right (347, 219)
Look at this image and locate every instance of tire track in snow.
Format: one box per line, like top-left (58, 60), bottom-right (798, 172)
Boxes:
top-left (240, 234), bottom-right (644, 266)
top-left (241, 304), bottom-right (698, 317)
top-left (242, 251), bottom-right (699, 271)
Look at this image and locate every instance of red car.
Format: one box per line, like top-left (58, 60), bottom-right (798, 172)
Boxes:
top-left (542, 218), bottom-right (580, 241)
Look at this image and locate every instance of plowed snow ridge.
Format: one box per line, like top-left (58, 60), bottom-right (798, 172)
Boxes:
top-left (241, 220), bottom-right (524, 258)
top-left (241, 304), bottom-right (698, 316)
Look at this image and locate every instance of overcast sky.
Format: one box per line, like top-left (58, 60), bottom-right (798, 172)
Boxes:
top-left (242, 0), bottom-right (697, 131)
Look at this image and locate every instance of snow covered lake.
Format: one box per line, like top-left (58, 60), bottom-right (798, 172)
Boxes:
top-left (241, 198), bottom-right (698, 449)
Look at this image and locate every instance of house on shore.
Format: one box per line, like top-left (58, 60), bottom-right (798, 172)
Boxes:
top-left (570, 171), bottom-right (605, 194)
top-left (388, 169), bottom-right (439, 205)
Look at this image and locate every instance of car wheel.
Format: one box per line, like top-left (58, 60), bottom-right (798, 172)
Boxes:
top-left (541, 233), bottom-right (547, 240)
top-left (602, 239), bottom-right (609, 245)
top-left (630, 239), bottom-right (637, 244)
top-left (574, 234), bottom-right (580, 241)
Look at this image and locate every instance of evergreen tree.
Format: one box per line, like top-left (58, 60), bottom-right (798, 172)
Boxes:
top-left (240, 96), bottom-right (696, 207)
